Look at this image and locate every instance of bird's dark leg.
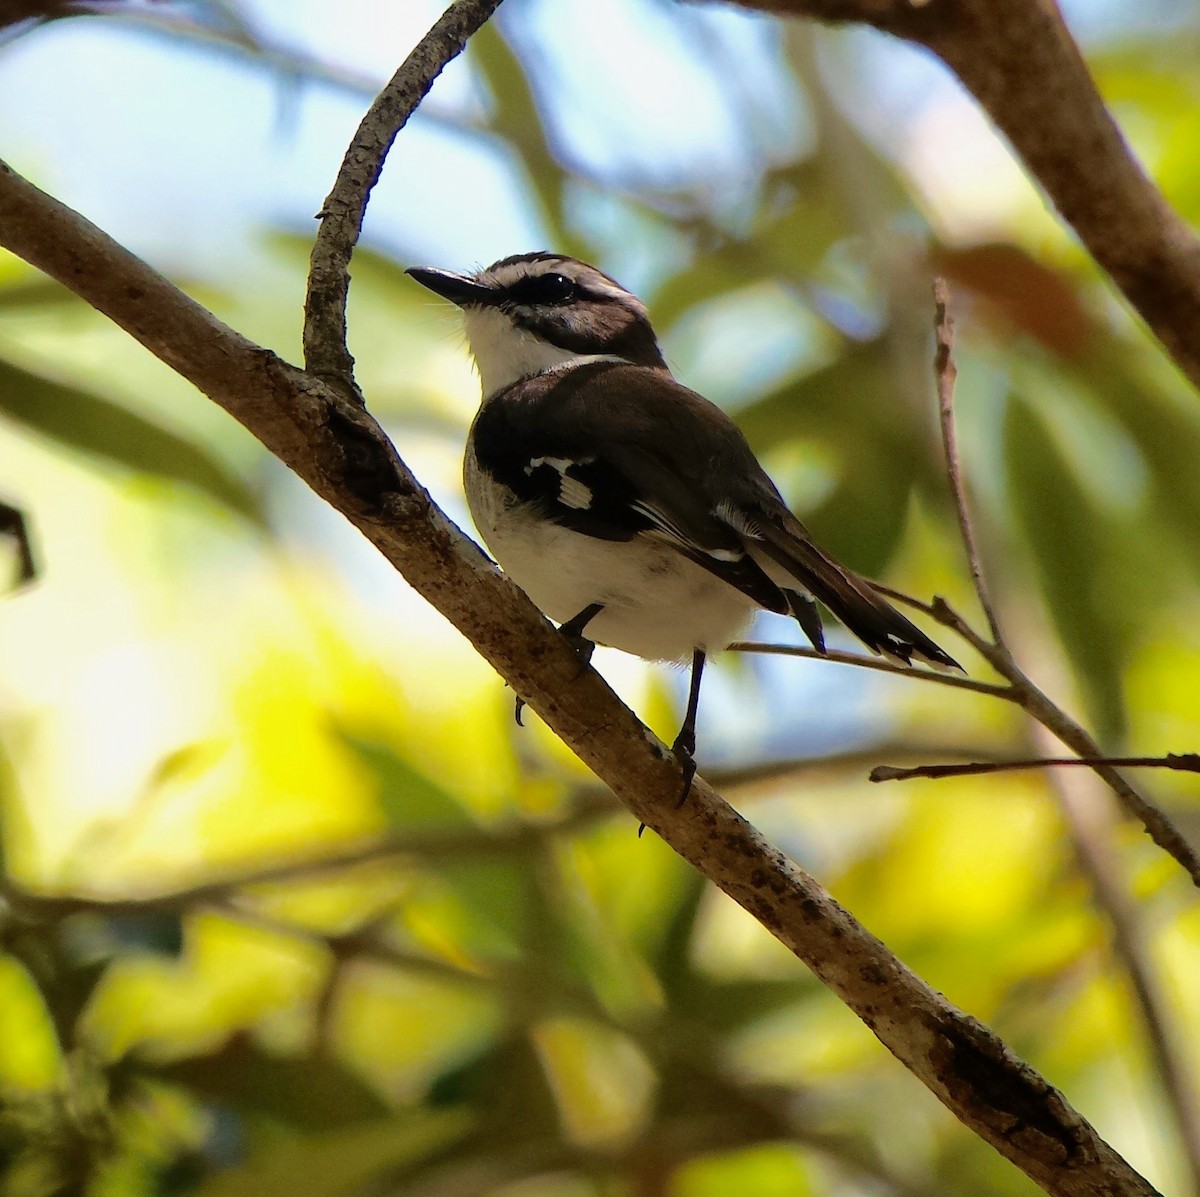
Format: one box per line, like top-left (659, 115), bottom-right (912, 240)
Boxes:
top-left (672, 648), bottom-right (705, 807)
top-left (558, 602), bottom-right (603, 669)
top-left (514, 603), bottom-right (605, 725)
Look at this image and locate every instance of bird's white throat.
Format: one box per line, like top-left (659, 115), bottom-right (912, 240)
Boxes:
top-left (462, 305), bottom-right (628, 398)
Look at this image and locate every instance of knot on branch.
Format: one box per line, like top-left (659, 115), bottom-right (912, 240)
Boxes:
top-left (930, 1013), bottom-right (1094, 1167)
top-left (323, 406), bottom-right (401, 512)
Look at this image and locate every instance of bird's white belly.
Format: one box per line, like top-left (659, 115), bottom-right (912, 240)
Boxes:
top-left (466, 458), bottom-right (754, 662)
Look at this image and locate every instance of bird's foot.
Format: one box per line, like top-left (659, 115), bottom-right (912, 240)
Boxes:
top-left (514, 606), bottom-right (603, 729)
top-left (672, 729), bottom-right (698, 808)
top-left (560, 629), bottom-right (596, 680)
top-left (557, 604), bottom-right (601, 681)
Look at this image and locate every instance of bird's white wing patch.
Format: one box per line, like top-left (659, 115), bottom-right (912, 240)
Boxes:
top-left (527, 455), bottom-right (594, 511)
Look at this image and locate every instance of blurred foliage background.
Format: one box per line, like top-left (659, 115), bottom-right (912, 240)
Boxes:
top-left (1, 1), bottom-right (1200, 1194)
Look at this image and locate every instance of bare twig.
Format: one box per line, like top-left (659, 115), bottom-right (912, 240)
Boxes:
top-left (302, 0), bottom-right (506, 390)
top-left (705, 741), bottom-right (1023, 792)
top-left (933, 279), bottom-right (1002, 644)
top-left (864, 284), bottom-right (1200, 887)
top-left (728, 639), bottom-right (1013, 699)
top-left (871, 754), bottom-right (1200, 784)
top-left (866, 579), bottom-right (1200, 887)
top-left (919, 591), bottom-right (1200, 887)
top-left (0, 158), bottom-right (1162, 1197)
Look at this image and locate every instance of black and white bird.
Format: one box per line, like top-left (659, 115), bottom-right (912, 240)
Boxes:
top-left (407, 252), bottom-right (959, 795)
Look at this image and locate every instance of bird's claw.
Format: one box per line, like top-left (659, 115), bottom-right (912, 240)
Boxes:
top-left (672, 733), bottom-right (697, 808)
top-left (514, 611), bottom-right (599, 731)
top-left (561, 631), bottom-right (595, 681)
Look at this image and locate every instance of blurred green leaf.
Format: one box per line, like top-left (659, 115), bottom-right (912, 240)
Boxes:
top-left (1003, 397), bottom-right (1128, 741)
top-left (146, 1037), bottom-right (389, 1132)
top-left (426, 1032), bottom-right (561, 1147)
top-left (438, 859), bottom-right (532, 959)
top-left (335, 730), bottom-right (475, 831)
top-left (652, 161), bottom-right (854, 329)
top-left (672, 1143), bottom-right (812, 1197)
top-left (0, 276), bottom-right (79, 310)
top-left (735, 340), bottom-right (889, 447)
top-left (805, 442), bottom-right (914, 577)
top-left (189, 1110), bottom-right (470, 1197)
top-left (0, 359), bottom-right (263, 523)
top-left (1084, 350), bottom-right (1200, 576)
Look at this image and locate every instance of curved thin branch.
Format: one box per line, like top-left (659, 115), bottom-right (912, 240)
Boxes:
top-left (707, 0), bottom-right (1200, 394)
top-left (933, 278), bottom-right (1002, 644)
top-left (0, 158), bottom-right (1161, 1197)
top-left (302, 0), bottom-right (506, 390)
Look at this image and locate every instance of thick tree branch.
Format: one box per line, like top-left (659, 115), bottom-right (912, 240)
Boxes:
top-left (708, 0), bottom-right (1200, 393)
top-left (0, 159), bottom-right (1161, 1197)
top-left (302, 0), bottom-right (505, 390)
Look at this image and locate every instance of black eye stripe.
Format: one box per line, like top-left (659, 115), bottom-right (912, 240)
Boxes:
top-left (505, 272), bottom-right (578, 306)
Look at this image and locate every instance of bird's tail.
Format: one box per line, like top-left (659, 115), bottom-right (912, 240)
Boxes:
top-left (753, 513), bottom-right (961, 671)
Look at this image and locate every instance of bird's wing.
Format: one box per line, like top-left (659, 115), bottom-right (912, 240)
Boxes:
top-left (470, 361), bottom-right (791, 615)
top-left (475, 360), bottom-right (958, 670)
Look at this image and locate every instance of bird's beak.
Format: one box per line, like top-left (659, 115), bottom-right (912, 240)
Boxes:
top-left (406, 266), bottom-right (497, 308)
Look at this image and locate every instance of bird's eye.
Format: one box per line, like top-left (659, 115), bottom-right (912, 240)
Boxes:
top-left (523, 273), bottom-right (577, 305)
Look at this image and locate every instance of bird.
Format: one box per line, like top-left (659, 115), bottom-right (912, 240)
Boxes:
top-left (407, 252), bottom-right (960, 800)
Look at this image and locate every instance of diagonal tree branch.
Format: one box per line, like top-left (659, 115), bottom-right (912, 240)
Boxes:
top-left (705, 0), bottom-right (1200, 394)
top-left (0, 152), bottom-right (1162, 1197)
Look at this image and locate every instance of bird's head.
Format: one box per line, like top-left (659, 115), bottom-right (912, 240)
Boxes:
top-left (407, 252), bottom-right (668, 397)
